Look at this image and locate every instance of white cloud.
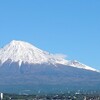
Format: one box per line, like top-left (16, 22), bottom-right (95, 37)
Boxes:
top-left (53, 54), bottom-right (67, 59)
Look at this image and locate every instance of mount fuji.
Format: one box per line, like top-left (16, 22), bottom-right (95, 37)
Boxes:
top-left (0, 40), bottom-right (98, 72)
top-left (0, 40), bottom-right (100, 93)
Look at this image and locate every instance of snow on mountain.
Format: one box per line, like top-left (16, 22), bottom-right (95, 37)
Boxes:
top-left (0, 40), bottom-right (68, 66)
top-left (67, 60), bottom-right (99, 72)
top-left (0, 40), bottom-right (98, 72)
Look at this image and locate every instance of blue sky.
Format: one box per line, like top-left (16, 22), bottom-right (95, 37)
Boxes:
top-left (0, 0), bottom-right (100, 69)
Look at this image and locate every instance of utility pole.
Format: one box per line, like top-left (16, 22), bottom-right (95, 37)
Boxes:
top-left (0, 93), bottom-right (3, 100)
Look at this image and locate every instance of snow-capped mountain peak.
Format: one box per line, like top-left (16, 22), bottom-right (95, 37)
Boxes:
top-left (0, 40), bottom-right (98, 72)
top-left (0, 40), bottom-right (68, 66)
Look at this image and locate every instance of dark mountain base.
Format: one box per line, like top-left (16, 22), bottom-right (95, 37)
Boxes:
top-left (0, 84), bottom-right (100, 94)
top-left (0, 63), bottom-right (100, 94)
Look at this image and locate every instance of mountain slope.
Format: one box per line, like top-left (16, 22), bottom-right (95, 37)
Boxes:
top-left (0, 40), bottom-right (99, 93)
top-left (0, 40), bottom-right (98, 72)
top-left (68, 60), bottom-right (98, 72)
top-left (0, 40), bottom-right (68, 66)
top-left (0, 63), bottom-right (100, 93)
